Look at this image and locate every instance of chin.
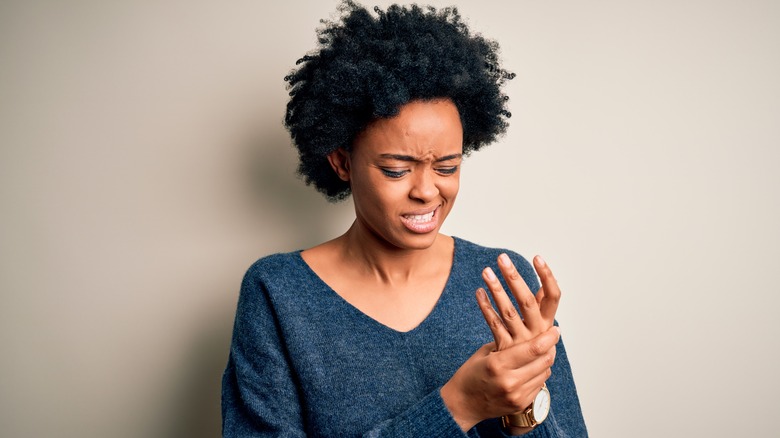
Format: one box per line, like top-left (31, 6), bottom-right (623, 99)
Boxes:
top-left (393, 229), bottom-right (443, 251)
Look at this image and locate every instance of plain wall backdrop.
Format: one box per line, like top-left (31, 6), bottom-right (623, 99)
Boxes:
top-left (1, 0), bottom-right (778, 436)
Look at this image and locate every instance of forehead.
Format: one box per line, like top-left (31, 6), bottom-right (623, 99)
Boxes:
top-left (352, 99), bottom-right (463, 158)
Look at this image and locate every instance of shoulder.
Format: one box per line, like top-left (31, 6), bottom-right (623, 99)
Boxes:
top-left (243, 251), bottom-right (301, 280)
top-left (452, 236), bottom-right (539, 290)
top-left (233, 251), bottom-right (314, 321)
top-left (247, 251), bottom-right (300, 275)
top-left (238, 251), bottom-right (308, 301)
top-left (453, 237), bottom-right (534, 270)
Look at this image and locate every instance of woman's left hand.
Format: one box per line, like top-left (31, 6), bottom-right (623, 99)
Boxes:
top-left (441, 254), bottom-right (562, 432)
top-left (476, 254), bottom-right (561, 351)
top-left (475, 254), bottom-right (561, 435)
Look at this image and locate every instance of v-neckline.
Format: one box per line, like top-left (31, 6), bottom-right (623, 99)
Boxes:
top-left (294, 237), bottom-right (460, 335)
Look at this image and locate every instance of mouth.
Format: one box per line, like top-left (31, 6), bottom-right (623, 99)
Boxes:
top-left (400, 205), bottom-right (440, 234)
top-left (403, 210), bottom-right (435, 223)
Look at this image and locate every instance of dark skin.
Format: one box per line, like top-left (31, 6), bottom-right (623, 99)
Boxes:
top-left (303, 99), bottom-right (463, 332)
top-left (472, 254), bottom-right (560, 434)
top-left (302, 99), bottom-right (562, 435)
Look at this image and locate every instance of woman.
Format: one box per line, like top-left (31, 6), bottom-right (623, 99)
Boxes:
top-left (222, 2), bottom-right (587, 436)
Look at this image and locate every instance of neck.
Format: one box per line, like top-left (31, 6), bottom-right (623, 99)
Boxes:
top-left (336, 220), bottom-right (450, 286)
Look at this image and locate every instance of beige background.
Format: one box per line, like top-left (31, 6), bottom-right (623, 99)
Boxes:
top-left (1, 0), bottom-right (778, 437)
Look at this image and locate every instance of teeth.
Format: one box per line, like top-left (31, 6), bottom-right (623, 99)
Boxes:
top-left (404, 211), bottom-right (434, 223)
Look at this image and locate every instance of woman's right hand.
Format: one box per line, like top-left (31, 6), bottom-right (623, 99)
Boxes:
top-left (440, 326), bottom-right (560, 431)
top-left (440, 254), bottom-right (562, 432)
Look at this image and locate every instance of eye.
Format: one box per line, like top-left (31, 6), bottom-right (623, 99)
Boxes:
top-left (436, 166), bottom-right (459, 175)
top-left (380, 168), bottom-right (409, 178)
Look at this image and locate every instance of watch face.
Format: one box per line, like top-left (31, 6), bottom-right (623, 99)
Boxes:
top-left (533, 386), bottom-right (551, 423)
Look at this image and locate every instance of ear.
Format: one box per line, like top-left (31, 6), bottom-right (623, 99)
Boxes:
top-left (327, 148), bottom-right (351, 182)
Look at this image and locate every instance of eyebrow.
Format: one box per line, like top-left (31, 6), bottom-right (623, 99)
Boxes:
top-left (378, 153), bottom-right (463, 163)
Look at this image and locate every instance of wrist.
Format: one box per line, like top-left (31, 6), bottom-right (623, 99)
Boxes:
top-left (502, 384), bottom-right (551, 433)
top-left (440, 381), bottom-right (480, 432)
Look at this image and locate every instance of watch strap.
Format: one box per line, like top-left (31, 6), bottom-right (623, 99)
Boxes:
top-left (501, 407), bottom-right (537, 429)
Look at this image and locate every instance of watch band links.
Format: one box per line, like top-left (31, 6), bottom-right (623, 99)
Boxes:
top-left (501, 407), bottom-right (538, 429)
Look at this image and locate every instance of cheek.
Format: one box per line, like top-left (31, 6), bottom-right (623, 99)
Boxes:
top-left (376, 183), bottom-right (414, 211)
top-left (442, 176), bottom-right (460, 199)
top-left (352, 174), bottom-right (404, 212)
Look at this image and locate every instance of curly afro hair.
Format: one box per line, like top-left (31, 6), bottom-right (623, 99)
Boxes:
top-left (284, 1), bottom-right (515, 201)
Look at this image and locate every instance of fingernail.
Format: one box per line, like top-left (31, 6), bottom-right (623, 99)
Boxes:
top-left (554, 326), bottom-right (561, 336)
top-left (499, 253), bottom-right (511, 266)
top-left (476, 288), bottom-right (487, 300)
top-left (484, 267), bottom-right (497, 281)
top-left (537, 255), bottom-right (547, 268)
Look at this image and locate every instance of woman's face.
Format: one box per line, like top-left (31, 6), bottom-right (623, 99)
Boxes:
top-left (330, 98), bottom-right (464, 251)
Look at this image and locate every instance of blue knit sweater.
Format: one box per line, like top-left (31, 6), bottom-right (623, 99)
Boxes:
top-left (222, 237), bottom-right (587, 437)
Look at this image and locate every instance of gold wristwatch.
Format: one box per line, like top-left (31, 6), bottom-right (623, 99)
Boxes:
top-left (501, 384), bottom-right (551, 429)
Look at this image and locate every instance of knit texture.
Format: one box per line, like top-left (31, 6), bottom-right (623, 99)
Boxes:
top-left (222, 237), bottom-right (588, 437)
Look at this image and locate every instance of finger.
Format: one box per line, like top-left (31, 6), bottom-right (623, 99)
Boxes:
top-left (497, 253), bottom-right (544, 334)
top-left (519, 369), bottom-right (553, 403)
top-left (534, 256), bottom-right (561, 324)
top-left (535, 286), bottom-right (545, 306)
top-left (502, 325), bottom-right (560, 369)
top-left (518, 353), bottom-right (556, 391)
top-left (499, 369), bottom-right (553, 415)
top-left (507, 343), bottom-right (556, 381)
top-left (482, 266), bottom-right (527, 340)
top-left (475, 342), bottom-right (498, 357)
top-left (476, 288), bottom-right (514, 350)
top-left (500, 348), bottom-right (556, 412)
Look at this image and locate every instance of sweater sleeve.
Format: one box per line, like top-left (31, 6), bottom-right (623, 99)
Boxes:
top-left (222, 263), bottom-right (307, 437)
top-left (361, 389), bottom-right (470, 438)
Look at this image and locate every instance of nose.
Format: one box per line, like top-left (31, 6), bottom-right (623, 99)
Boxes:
top-left (409, 169), bottom-right (439, 202)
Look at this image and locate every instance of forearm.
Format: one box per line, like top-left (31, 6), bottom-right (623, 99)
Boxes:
top-left (361, 389), bottom-right (468, 438)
